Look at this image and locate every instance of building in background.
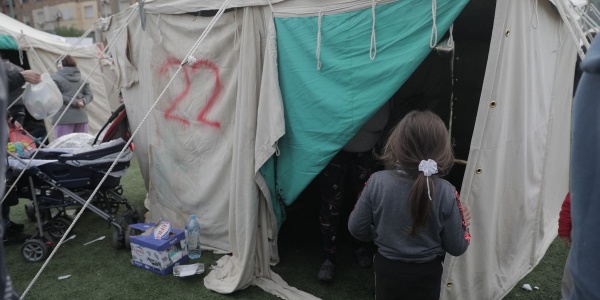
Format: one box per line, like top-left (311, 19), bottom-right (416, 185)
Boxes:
top-left (1, 0), bottom-right (135, 35)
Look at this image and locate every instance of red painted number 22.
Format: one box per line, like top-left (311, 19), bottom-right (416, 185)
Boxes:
top-left (159, 56), bottom-right (222, 128)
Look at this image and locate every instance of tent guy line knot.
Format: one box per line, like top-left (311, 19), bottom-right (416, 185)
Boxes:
top-left (430, 0), bottom-right (438, 48)
top-left (370, 0), bottom-right (377, 60)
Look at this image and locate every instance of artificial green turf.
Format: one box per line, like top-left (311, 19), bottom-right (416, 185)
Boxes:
top-left (4, 157), bottom-right (569, 299)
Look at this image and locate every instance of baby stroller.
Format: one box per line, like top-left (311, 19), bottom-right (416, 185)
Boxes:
top-left (5, 104), bottom-right (142, 262)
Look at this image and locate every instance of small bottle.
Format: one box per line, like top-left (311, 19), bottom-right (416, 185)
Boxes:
top-left (185, 214), bottom-right (202, 259)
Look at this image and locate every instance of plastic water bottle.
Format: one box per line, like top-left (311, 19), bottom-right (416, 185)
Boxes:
top-left (185, 214), bottom-right (202, 259)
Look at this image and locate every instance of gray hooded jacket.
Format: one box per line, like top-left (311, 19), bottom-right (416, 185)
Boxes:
top-left (348, 170), bottom-right (469, 263)
top-left (51, 66), bottom-right (93, 125)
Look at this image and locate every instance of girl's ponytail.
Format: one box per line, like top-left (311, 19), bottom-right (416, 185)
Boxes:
top-left (379, 110), bottom-right (454, 235)
top-left (409, 159), bottom-right (437, 235)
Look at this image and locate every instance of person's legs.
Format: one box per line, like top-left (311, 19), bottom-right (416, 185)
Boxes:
top-left (54, 124), bottom-right (75, 139)
top-left (1, 188), bottom-right (23, 240)
top-left (349, 151), bottom-right (377, 268)
top-left (317, 151), bottom-right (348, 281)
top-left (373, 252), bottom-right (443, 300)
top-left (72, 122), bottom-right (88, 134)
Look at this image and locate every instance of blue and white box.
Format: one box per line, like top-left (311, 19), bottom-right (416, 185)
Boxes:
top-left (129, 222), bottom-right (189, 275)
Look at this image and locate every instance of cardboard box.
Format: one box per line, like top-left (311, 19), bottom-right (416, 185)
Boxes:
top-left (129, 223), bottom-right (189, 275)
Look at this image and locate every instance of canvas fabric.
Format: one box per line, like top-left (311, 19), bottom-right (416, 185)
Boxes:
top-left (103, 0), bottom-right (576, 299)
top-left (105, 5), bottom-right (316, 299)
top-left (262, 0), bottom-right (468, 226)
top-left (440, 1), bottom-right (575, 299)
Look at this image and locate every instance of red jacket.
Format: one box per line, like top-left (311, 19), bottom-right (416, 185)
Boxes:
top-left (558, 192), bottom-right (571, 237)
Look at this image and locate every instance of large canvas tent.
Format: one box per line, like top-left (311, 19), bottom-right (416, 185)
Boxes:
top-left (0, 13), bottom-right (115, 137)
top-left (102, 0), bottom-right (579, 299)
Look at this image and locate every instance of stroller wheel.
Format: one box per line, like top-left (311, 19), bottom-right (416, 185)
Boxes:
top-left (112, 230), bottom-right (125, 249)
top-left (24, 203), bottom-right (36, 222)
top-left (47, 217), bottom-right (72, 239)
top-left (21, 239), bottom-right (49, 263)
top-left (124, 225), bottom-right (136, 249)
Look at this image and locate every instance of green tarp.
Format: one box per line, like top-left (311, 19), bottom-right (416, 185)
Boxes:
top-left (0, 35), bottom-right (18, 50)
top-left (261, 0), bottom-right (469, 227)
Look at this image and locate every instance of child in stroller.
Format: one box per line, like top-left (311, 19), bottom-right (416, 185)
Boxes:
top-left (5, 104), bottom-right (142, 262)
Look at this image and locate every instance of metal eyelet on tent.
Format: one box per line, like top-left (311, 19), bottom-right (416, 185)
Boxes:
top-left (505, 30), bottom-right (510, 37)
top-left (476, 168), bottom-right (482, 174)
top-left (490, 101), bottom-right (497, 108)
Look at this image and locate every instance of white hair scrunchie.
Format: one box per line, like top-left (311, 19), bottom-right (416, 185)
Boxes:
top-left (418, 159), bottom-right (438, 200)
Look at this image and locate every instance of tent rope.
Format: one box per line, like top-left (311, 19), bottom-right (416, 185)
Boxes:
top-left (18, 8), bottom-right (140, 298)
top-left (574, 6), bottom-right (600, 35)
top-left (554, 0), bottom-right (586, 60)
top-left (446, 23), bottom-right (454, 48)
top-left (370, 0), bottom-right (377, 60)
top-left (18, 46), bottom-right (24, 65)
top-left (531, 0), bottom-right (539, 29)
top-left (589, 3), bottom-right (600, 23)
top-left (6, 94), bottom-right (23, 110)
top-left (266, 0), bottom-right (275, 14)
top-left (429, 0), bottom-right (438, 48)
top-left (316, 11), bottom-right (323, 71)
top-left (20, 33), bottom-right (50, 74)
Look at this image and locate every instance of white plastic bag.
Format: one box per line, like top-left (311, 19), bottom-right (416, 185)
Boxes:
top-left (23, 73), bottom-right (62, 120)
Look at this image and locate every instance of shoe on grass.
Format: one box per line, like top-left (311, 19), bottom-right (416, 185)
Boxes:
top-left (318, 259), bottom-right (335, 282)
top-left (354, 247), bottom-right (372, 268)
top-left (3, 232), bottom-right (32, 244)
top-left (5, 220), bottom-right (24, 235)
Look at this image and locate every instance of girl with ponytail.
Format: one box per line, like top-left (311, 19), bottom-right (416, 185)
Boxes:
top-left (348, 110), bottom-right (471, 300)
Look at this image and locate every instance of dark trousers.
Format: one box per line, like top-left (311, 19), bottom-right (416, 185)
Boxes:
top-left (373, 252), bottom-right (443, 300)
top-left (318, 150), bottom-right (375, 260)
top-left (1, 188), bottom-right (18, 225)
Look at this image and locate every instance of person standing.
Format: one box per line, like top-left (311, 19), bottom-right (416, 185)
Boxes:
top-left (1, 59), bottom-right (40, 241)
top-left (317, 103), bottom-right (389, 282)
top-left (1, 59), bottom-right (26, 125)
top-left (570, 31), bottom-right (600, 300)
top-left (51, 55), bottom-right (93, 139)
top-left (1, 54), bottom-right (40, 300)
top-left (348, 110), bottom-right (471, 300)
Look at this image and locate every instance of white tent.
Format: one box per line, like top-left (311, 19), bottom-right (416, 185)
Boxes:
top-left (103, 0), bottom-right (580, 299)
top-left (0, 13), bottom-right (116, 138)
top-left (441, 0), bottom-right (577, 299)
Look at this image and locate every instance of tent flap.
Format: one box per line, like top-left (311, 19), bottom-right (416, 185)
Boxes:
top-left (262, 0), bottom-right (469, 226)
top-left (440, 1), bottom-right (574, 299)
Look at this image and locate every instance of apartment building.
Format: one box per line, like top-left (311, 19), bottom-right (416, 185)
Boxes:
top-left (2, 0), bottom-right (134, 33)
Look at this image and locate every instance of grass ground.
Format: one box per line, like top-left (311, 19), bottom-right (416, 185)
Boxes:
top-left (4, 157), bottom-right (568, 299)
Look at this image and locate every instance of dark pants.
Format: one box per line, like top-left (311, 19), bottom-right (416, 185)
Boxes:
top-left (1, 185), bottom-right (18, 225)
top-left (318, 150), bottom-right (375, 260)
top-left (373, 252), bottom-right (443, 300)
